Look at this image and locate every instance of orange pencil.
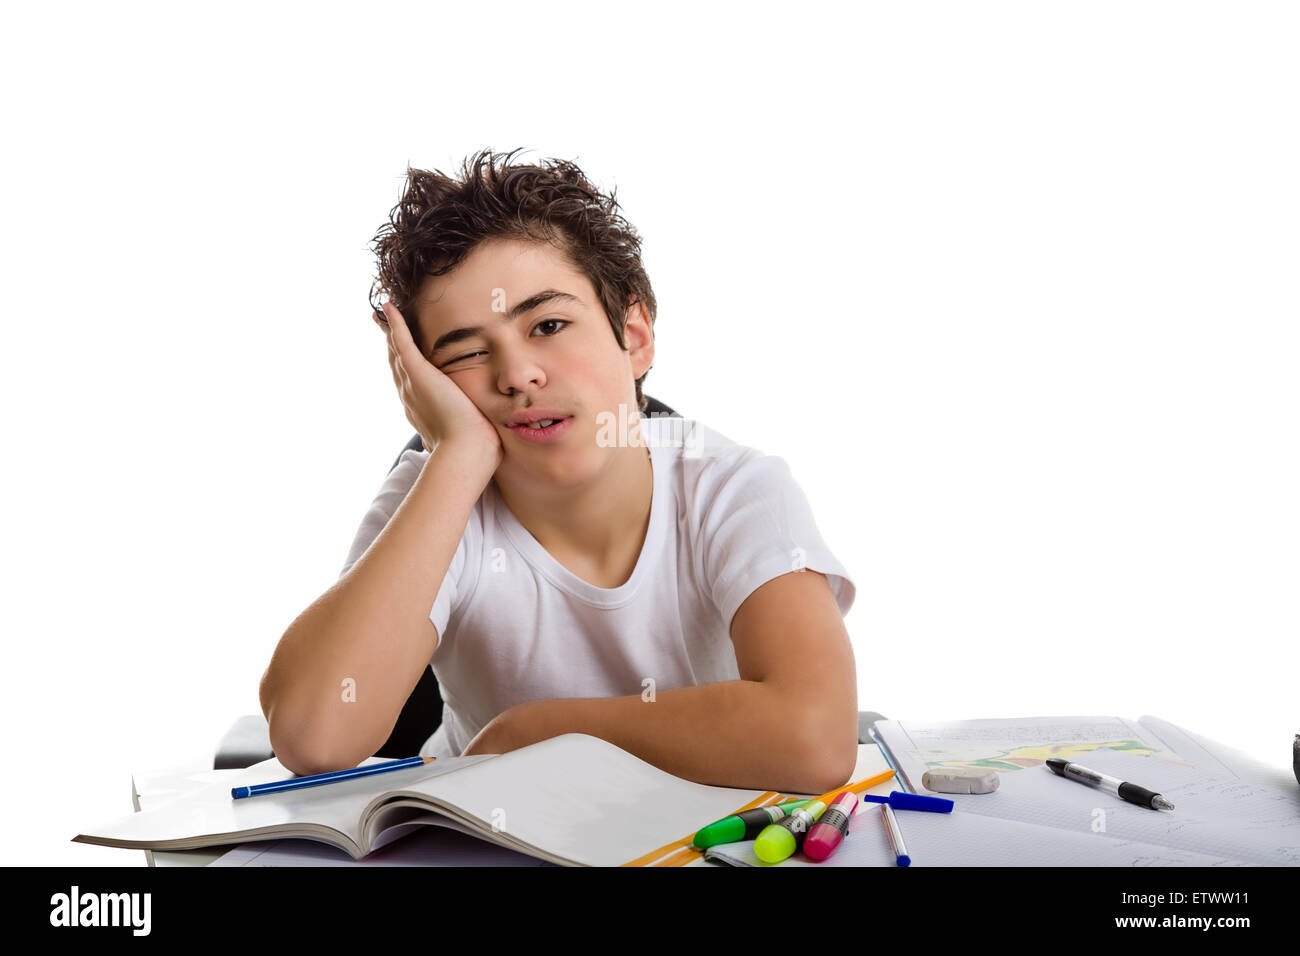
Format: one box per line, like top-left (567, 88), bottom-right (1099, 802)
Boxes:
top-left (811, 768), bottom-right (895, 805)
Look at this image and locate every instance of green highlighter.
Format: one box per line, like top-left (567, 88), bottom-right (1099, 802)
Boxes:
top-left (692, 800), bottom-right (814, 849)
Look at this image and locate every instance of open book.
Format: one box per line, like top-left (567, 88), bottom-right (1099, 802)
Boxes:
top-left (75, 733), bottom-right (843, 867)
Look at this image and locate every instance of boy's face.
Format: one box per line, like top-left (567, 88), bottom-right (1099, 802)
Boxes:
top-left (410, 237), bottom-right (654, 485)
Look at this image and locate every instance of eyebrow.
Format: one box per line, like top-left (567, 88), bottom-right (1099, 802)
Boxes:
top-left (426, 289), bottom-right (582, 359)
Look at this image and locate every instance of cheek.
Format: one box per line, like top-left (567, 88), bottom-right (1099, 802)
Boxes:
top-left (580, 345), bottom-right (630, 383)
top-left (445, 370), bottom-right (488, 403)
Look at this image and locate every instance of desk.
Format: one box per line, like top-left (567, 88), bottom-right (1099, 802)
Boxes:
top-left (128, 714), bottom-right (1291, 867)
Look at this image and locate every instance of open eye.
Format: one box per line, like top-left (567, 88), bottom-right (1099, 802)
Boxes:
top-left (535, 318), bottom-right (567, 336)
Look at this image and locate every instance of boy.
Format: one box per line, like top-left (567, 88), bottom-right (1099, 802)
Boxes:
top-left (259, 149), bottom-right (859, 795)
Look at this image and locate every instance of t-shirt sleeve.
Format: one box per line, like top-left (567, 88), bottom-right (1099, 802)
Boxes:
top-left (698, 451), bottom-right (856, 630)
top-left (337, 448), bottom-right (469, 639)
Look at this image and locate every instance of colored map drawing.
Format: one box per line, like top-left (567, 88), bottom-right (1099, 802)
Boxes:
top-left (920, 739), bottom-right (1194, 773)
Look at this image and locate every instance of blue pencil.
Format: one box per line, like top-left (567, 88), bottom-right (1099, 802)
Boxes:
top-left (231, 755), bottom-right (437, 799)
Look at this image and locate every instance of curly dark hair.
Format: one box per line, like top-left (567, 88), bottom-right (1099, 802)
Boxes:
top-left (368, 147), bottom-right (658, 414)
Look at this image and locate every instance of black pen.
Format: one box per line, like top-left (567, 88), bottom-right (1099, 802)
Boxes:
top-left (1045, 757), bottom-right (1175, 811)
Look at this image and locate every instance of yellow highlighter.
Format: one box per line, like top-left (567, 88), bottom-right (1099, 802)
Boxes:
top-left (754, 800), bottom-right (827, 864)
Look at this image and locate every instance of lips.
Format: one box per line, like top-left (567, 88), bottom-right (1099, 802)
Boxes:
top-left (506, 415), bottom-right (574, 443)
top-left (505, 411), bottom-right (571, 428)
top-left (512, 417), bottom-right (565, 429)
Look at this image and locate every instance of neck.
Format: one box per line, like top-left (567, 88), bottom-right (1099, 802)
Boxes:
top-left (492, 440), bottom-right (654, 567)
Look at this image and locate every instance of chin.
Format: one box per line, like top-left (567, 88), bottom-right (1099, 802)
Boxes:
top-left (520, 448), bottom-right (610, 486)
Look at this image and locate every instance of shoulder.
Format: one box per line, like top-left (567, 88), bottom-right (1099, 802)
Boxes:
top-left (389, 447), bottom-right (431, 488)
top-left (356, 446), bottom-right (431, 509)
top-left (647, 416), bottom-right (855, 622)
top-left (646, 416), bottom-right (793, 521)
top-left (648, 414), bottom-right (808, 560)
top-left (645, 415), bottom-right (767, 482)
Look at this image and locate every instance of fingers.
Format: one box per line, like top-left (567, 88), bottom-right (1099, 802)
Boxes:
top-left (382, 323), bottom-right (402, 388)
top-left (379, 301), bottom-right (420, 362)
top-left (375, 300), bottom-right (441, 452)
top-left (378, 310), bottom-right (414, 394)
top-left (380, 302), bottom-right (431, 395)
top-left (389, 349), bottom-right (403, 393)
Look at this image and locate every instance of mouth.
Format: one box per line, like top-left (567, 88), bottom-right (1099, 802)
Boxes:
top-left (506, 415), bottom-right (573, 443)
top-left (509, 416), bottom-right (566, 429)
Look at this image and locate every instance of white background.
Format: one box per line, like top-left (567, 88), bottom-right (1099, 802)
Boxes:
top-left (3, 1), bottom-right (1295, 866)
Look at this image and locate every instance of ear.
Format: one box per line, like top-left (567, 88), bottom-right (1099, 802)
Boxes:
top-left (624, 296), bottom-right (655, 378)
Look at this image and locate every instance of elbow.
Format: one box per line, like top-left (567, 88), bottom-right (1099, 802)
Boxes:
top-left (277, 749), bottom-right (356, 778)
top-left (759, 682), bottom-right (859, 795)
top-left (268, 721), bottom-right (363, 777)
top-left (266, 705), bottom-right (375, 777)
top-left (812, 748), bottom-right (860, 797)
top-left (272, 742), bottom-right (335, 778)
top-left (266, 714), bottom-right (324, 776)
top-left (802, 750), bottom-right (859, 798)
top-left (797, 708), bottom-right (860, 795)
top-left (258, 667), bottom-right (277, 722)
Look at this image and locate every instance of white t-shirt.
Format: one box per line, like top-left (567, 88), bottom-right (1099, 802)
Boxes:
top-left (339, 415), bottom-right (856, 758)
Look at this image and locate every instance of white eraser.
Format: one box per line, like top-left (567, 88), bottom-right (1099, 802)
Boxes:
top-left (922, 767), bottom-right (1000, 794)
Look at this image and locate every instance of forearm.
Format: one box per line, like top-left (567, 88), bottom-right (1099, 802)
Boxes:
top-left (260, 441), bottom-right (495, 773)
top-left (507, 680), bottom-right (857, 795)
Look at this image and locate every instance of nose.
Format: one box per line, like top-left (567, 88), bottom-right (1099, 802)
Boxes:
top-left (495, 342), bottom-right (547, 397)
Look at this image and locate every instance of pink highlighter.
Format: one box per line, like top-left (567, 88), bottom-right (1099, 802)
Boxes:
top-left (803, 790), bottom-right (858, 862)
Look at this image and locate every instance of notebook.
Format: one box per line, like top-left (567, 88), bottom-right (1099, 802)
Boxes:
top-left (76, 732), bottom-right (843, 867)
top-left (704, 715), bottom-right (1300, 866)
